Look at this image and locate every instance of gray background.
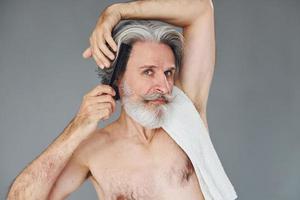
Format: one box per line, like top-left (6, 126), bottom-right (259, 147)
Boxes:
top-left (0, 0), bottom-right (299, 199)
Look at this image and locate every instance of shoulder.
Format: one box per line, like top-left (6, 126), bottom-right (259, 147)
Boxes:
top-left (72, 128), bottom-right (112, 165)
top-left (73, 122), bottom-right (124, 160)
top-left (78, 128), bottom-right (113, 149)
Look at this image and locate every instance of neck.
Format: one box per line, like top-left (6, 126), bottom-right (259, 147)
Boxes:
top-left (115, 107), bottom-right (160, 144)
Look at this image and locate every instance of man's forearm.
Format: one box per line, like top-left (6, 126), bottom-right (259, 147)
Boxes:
top-left (7, 117), bottom-right (94, 199)
top-left (111, 0), bottom-right (213, 27)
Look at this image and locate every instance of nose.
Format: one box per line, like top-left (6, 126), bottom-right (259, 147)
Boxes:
top-left (153, 72), bottom-right (171, 94)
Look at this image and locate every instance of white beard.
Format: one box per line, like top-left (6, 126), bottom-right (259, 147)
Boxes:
top-left (120, 81), bottom-right (169, 129)
top-left (123, 97), bottom-right (167, 129)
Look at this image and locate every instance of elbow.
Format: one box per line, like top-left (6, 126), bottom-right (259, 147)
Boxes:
top-left (7, 183), bottom-right (50, 200)
top-left (7, 181), bottom-right (17, 200)
top-left (7, 186), bottom-right (22, 200)
top-left (7, 175), bottom-right (28, 199)
top-left (7, 182), bottom-right (31, 200)
top-left (197, 0), bottom-right (214, 16)
top-left (182, 0), bottom-right (214, 26)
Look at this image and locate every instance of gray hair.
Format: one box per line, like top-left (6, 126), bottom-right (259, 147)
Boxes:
top-left (96, 20), bottom-right (184, 100)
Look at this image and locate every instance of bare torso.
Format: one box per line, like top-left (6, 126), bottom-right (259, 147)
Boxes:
top-left (78, 122), bottom-right (205, 200)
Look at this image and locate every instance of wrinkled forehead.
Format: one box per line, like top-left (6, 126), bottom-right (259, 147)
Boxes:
top-left (126, 41), bottom-right (176, 71)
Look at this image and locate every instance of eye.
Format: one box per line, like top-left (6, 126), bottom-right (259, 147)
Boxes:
top-left (164, 70), bottom-right (173, 77)
top-left (143, 69), bottom-right (154, 76)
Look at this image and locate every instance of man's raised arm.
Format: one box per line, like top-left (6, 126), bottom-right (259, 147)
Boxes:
top-left (7, 85), bottom-right (116, 199)
top-left (83, 0), bottom-right (215, 129)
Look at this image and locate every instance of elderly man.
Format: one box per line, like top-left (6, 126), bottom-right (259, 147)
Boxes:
top-left (8, 0), bottom-right (236, 199)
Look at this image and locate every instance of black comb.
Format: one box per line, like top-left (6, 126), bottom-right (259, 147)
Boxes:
top-left (108, 43), bottom-right (132, 100)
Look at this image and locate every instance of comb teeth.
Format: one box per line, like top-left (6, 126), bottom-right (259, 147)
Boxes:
top-left (108, 43), bottom-right (132, 100)
top-left (109, 43), bottom-right (132, 86)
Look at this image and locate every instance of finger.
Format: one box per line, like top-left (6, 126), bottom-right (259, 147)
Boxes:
top-left (93, 95), bottom-right (115, 104)
top-left (92, 103), bottom-right (113, 114)
top-left (79, 102), bottom-right (113, 118)
top-left (87, 85), bottom-right (116, 97)
top-left (89, 108), bottom-right (111, 121)
top-left (98, 104), bottom-right (113, 114)
top-left (82, 47), bottom-right (92, 59)
top-left (93, 37), bottom-right (111, 68)
top-left (99, 42), bottom-right (115, 61)
top-left (100, 108), bottom-right (112, 120)
top-left (97, 36), bottom-right (115, 60)
top-left (96, 107), bottom-right (113, 120)
top-left (86, 103), bottom-right (112, 115)
top-left (92, 52), bottom-right (104, 69)
top-left (85, 101), bottom-right (110, 109)
top-left (104, 33), bottom-right (117, 52)
top-left (105, 98), bottom-right (116, 113)
top-left (111, 98), bottom-right (116, 113)
top-left (92, 95), bottom-right (116, 113)
top-left (86, 100), bottom-right (115, 113)
top-left (89, 36), bottom-right (102, 67)
top-left (91, 36), bottom-right (105, 68)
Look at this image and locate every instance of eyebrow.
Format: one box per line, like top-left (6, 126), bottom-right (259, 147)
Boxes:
top-left (139, 65), bottom-right (176, 71)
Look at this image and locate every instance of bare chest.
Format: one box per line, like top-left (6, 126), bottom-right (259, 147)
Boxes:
top-left (88, 131), bottom-right (202, 200)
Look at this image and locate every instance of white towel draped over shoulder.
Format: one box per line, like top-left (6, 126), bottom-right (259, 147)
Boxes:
top-left (162, 86), bottom-right (238, 200)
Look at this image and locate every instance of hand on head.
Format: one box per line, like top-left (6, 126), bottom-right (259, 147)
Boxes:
top-left (82, 6), bottom-right (120, 69)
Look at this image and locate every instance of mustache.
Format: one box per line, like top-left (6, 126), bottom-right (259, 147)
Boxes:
top-left (142, 92), bottom-right (175, 103)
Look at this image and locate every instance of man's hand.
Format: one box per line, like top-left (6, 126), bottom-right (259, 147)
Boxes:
top-left (74, 84), bottom-right (116, 132)
top-left (82, 6), bottom-right (120, 69)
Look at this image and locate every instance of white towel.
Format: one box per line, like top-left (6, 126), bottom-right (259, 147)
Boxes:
top-left (162, 86), bottom-right (238, 200)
